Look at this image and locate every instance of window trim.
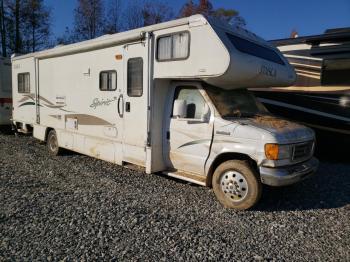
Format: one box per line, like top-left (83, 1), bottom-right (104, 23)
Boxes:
top-left (156, 31), bottom-right (191, 62)
top-left (127, 57), bottom-right (144, 97)
top-left (17, 72), bottom-right (30, 94)
top-left (99, 70), bottom-right (117, 91)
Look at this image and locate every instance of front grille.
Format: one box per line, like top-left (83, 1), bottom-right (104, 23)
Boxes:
top-left (292, 141), bottom-right (313, 161)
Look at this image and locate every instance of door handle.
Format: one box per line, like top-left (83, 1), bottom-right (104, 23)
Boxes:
top-left (117, 94), bottom-right (124, 118)
top-left (126, 102), bottom-right (130, 112)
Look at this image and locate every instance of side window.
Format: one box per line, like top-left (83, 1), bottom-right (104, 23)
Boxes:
top-left (157, 32), bottom-right (190, 61)
top-left (127, 57), bottom-right (143, 97)
top-left (100, 71), bottom-right (117, 91)
top-left (18, 73), bottom-right (30, 93)
top-left (175, 87), bottom-right (206, 119)
top-left (226, 33), bottom-right (285, 66)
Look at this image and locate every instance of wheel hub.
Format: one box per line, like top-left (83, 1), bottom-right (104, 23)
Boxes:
top-left (49, 135), bottom-right (57, 151)
top-left (220, 171), bottom-right (248, 202)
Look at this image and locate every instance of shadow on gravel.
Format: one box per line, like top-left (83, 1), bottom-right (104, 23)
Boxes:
top-left (255, 163), bottom-right (350, 212)
top-left (314, 129), bottom-right (350, 164)
top-left (0, 125), bottom-right (13, 135)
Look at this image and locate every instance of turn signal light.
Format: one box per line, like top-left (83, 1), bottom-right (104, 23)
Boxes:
top-left (265, 144), bottom-right (279, 160)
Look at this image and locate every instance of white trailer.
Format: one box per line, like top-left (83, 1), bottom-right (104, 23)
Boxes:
top-left (0, 57), bottom-right (12, 126)
top-left (12, 15), bottom-right (318, 209)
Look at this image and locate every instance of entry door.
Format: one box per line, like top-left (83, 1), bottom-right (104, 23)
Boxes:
top-left (122, 43), bottom-right (148, 165)
top-left (168, 85), bottom-right (214, 175)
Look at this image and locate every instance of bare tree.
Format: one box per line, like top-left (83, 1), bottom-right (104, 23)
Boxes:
top-left (178, 0), bottom-right (245, 27)
top-left (104, 0), bottom-right (122, 34)
top-left (56, 27), bottom-right (75, 45)
top-left (4, 0), bottom-right (23, 54)
top-left (123, 0), bottom-right (144, 30)
top-left (22, 0), bottom-right (51, 53)
top-left (73, 0), bottom-right (105, 41)
top-left (14, 0), bottom-right (20, 53)
top-left (0, 0), bottom-right (6, 56)
top-left (179, 0), bottom-right (197, 18)
top-left (196, 0), bottom-right (213, 16)
top-left (142, 1), bottom-right (173, 26)
top-left (123, 0), bottom-right (174, 30)
top-left (2, 0), bottom-right (50, 55)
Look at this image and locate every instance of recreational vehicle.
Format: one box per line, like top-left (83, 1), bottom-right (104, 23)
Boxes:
top-left (0, 57), bottom-right (12, 126)
top-left (253, 28), bottom-right (350, 144)
top-left (12, 15), bottom-right (318, 210)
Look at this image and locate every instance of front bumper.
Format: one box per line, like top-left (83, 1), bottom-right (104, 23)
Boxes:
top-left (259, 157), bottom-right (319, 186)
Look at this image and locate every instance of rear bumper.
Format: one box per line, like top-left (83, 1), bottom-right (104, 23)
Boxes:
top-left (259, 157), bottom-right (319, 186)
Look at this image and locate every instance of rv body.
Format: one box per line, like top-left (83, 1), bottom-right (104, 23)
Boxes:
top-left (0, 57), bottom-right (12, 126)
top-left (12, 15), bottom-right (318, 209)
top-left (253, 28), bottom-right (350, 139)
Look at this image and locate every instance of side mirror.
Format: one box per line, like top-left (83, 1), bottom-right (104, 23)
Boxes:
top-left (173, 99), bottom-right (187, 118)
top-left (201, 104), bottom-right (210, 122)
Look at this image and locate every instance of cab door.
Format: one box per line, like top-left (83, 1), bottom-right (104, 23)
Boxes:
top-left (122, 42), bottom-right (148, 166)
top-left (167, 84), bottom-right (214, 175)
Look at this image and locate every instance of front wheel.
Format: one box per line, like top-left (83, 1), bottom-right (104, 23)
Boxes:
top-left (47, 130), bottom-right (62, 156)
top-left (212, 160), bottom-right (262, 210)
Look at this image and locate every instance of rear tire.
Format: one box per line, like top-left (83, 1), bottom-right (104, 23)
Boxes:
top-left (47, 130), bottom-right (62, 156)
top-left (212, 160), bottom-right (262, 210)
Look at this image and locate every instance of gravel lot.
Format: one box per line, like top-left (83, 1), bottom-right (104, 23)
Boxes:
top-left (0, 129), bottom-right (349, 261)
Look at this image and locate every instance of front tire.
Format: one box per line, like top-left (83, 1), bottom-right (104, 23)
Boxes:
top-left (212, 160), bottom-right (262, 210)
top-left (47, 130), bottom-right (62, 156)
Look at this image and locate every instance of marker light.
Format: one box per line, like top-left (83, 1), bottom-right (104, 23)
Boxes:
top-left (265, 144), bottom-right (292, 160)
top-left (265, 144), bottom-right (279, 160)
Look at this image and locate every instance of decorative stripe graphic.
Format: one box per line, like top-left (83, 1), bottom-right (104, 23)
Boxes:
top-left (65, 114), bottom-right (113, 126)
top-left (18, 102), bottom-right (36, 107)
top-left (178, 139), bottom-right (240, 149)
top-left (178, 139), bottom-right (211, 149)
top-left (18, 94), bottom-right (112, 126)
top-left (18, 93), bottom-right (73, 112)
top-left (49, 114), bottom-right (113, 126)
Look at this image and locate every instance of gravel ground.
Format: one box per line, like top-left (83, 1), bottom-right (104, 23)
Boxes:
top-left (0, 129), bottom-right (349, 261)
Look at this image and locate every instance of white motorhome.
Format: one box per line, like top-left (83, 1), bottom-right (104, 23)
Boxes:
top-left (12, 15), bottom-right (318, 209)
top-left (0, 57), bottom-right (12, 126)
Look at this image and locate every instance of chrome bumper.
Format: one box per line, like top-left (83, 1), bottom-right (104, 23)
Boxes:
top-left (259, 157), bottom-right (319, 186)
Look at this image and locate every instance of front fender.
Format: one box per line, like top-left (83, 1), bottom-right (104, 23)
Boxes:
top-left (204, 137), bottom-right (261, 178)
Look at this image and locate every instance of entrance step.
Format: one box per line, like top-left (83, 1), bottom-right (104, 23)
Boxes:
top-left (163, 170), bottom-right (206, 186)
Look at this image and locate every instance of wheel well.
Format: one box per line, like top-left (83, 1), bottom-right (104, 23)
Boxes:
top-left (44, 127), bottom-right (54, 142)
top-left (206, 153), bottom-right (258, 187)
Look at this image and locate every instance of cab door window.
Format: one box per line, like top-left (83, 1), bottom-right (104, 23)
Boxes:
top-left (174, 87), bottom-right (206, 119)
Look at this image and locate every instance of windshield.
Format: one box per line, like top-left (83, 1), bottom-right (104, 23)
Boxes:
top-left (204, 85), bottom-right (268, 118)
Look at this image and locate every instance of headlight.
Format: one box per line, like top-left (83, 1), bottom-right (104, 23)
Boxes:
top-left (265, 144), bottom-right (292, 160)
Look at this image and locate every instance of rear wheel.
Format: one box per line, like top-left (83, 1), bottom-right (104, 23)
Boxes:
top-left (212, 160), bottom-right (262, 210)
top-left (47, 130), bottom-right (62, 156)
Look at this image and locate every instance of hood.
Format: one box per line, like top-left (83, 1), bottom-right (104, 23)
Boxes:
top-left (240, 115), bottom-right (315, 143)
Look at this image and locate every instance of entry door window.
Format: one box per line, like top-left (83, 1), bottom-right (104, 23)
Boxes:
top-left (174, 87), bottom-right (206, 119)
top-left (127, 57), bottom-right (143, 97)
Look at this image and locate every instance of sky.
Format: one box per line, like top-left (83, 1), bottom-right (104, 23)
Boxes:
top-left (45, 0), bottom-right (350, 40)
